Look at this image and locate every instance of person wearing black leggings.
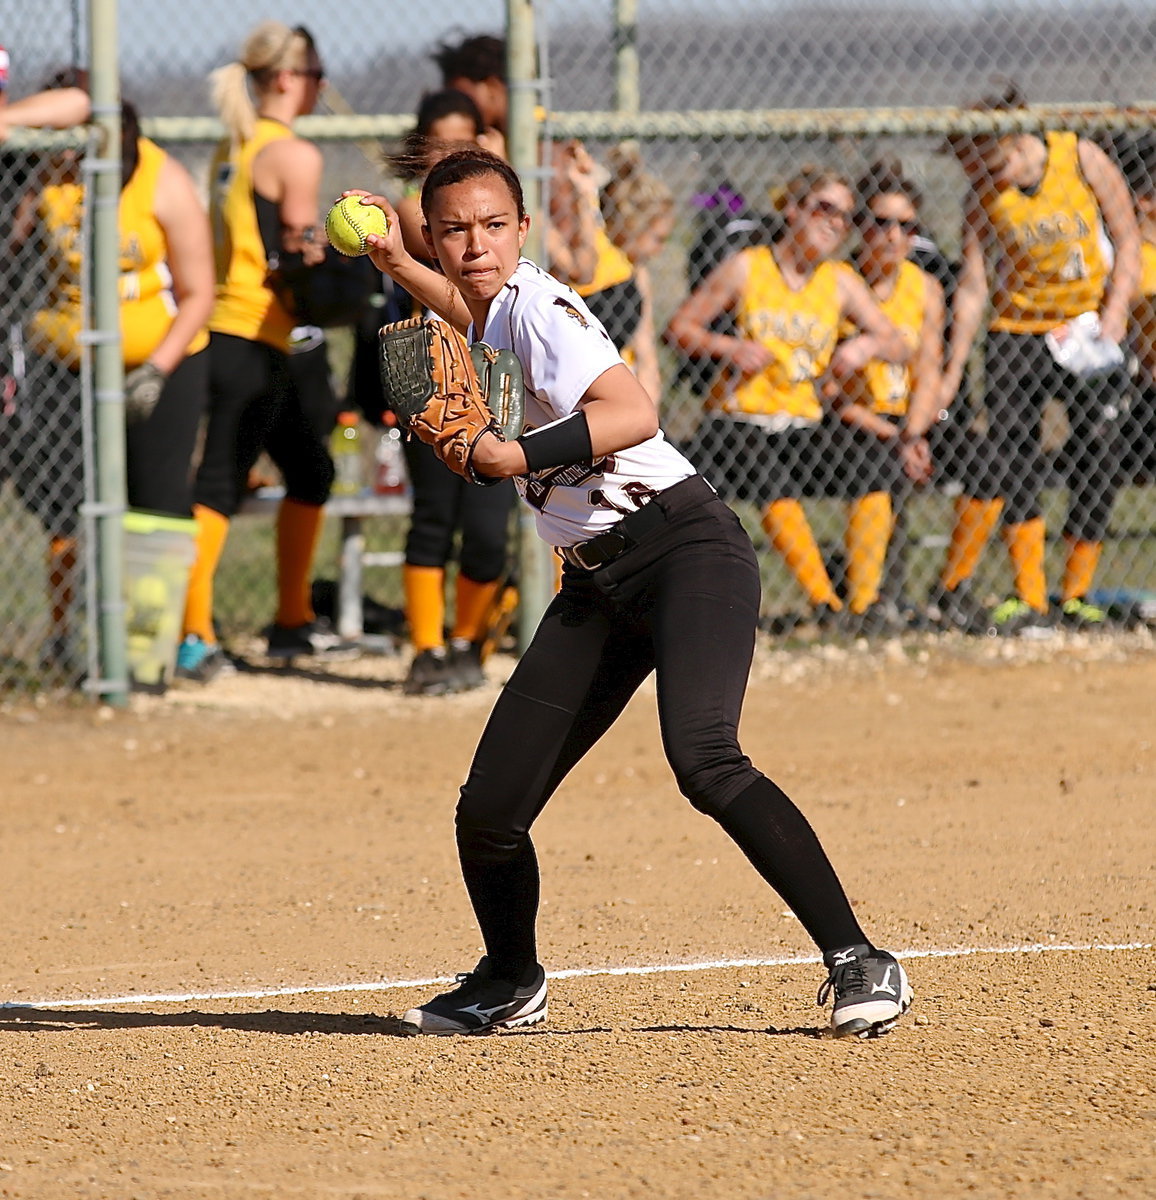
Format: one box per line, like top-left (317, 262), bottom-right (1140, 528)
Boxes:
top-left (356, 149), bottom-right (913, 1039)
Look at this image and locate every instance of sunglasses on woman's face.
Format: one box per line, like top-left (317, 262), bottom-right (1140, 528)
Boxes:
top-left (806, 197), bottom-right (854, 226)
top-left (865, 213), bottom-right (918, 235)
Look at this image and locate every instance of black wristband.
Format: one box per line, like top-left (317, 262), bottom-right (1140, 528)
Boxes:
top-left (517, 410), bottom-right (593, 473)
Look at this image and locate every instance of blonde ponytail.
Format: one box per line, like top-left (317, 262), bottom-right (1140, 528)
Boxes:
top-left (210, 20), bottom-right (309, 143)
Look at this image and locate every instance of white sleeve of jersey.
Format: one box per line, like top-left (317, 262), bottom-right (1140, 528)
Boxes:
top-left (515, 291), bottom-right (624, 419)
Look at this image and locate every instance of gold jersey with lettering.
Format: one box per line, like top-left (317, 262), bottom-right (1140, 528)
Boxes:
top-left (208, 118), bottom-right (296, 351)
top-left (839, 259), bottom-right (926, 416)
top-left (573, 226), bottom-right (634, 297)
top-left (983, 131), bottom-right (1108, 333)
top-left (709, 245), bottom-right (840, 421)
top-left (28, 138), bottom-right (209, 369)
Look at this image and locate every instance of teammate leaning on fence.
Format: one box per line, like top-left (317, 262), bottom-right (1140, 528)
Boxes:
top-left (177, 22), bottom-right (344, 681)
top-left (349, 148), bottom-right (913, 1039)
top-left (828, 158), bottom-right (945, 633)
top-left (385, 87), bottom-right (517, 697)
top-left (929, 86), bottom-right (1141, 636)
top-left (666, 166), bottom-right (909, 625)
top-left (2, 79), bottom-right (213, 674)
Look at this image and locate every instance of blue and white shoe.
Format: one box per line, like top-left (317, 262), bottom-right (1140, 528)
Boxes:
top-left (174, 635), bottom-right (233, 683)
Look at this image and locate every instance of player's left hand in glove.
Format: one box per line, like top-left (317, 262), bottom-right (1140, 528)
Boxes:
top-left (377, 317), bottom-right (524, 486)
top-left (124, 361), bottom-right (166, 425)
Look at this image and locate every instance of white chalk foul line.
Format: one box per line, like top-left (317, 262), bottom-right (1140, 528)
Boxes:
top-left (1, 940), bottom-right (1149, 1011)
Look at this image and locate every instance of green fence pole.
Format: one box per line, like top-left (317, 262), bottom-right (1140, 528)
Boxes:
top-left (87, 0), bottom-right (128, 705)
top-left (506, 0), bottom-right (554, 650)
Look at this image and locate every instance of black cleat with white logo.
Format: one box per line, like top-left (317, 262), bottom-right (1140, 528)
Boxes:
top-left (818, 943), bottom-right (913, 1038)
top-left (400, 957), bottom-right (548, 1035)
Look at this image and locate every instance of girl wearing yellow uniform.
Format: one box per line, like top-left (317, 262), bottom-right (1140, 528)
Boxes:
top-left (6, 87), bottom-right (213, 673)
top-left (932, 87), bottom-right (1140, 635)
top-left (178, 22), bottom-right (339, 680)
top-left (831, 160), bottom-right (944, 633)
top-left (667, 166), bottom-right (908, 623)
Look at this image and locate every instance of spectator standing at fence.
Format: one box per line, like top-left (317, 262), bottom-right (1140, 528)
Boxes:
top-left (350, 148), bottom-right (913, 1039)
top-left (666, 166), bottom-right (908, 626)
top-left (3, 78), bottom-right (213, 673)
top-left (828, 158), bottom-right (945, 633)
top-left (177, 22), bottom-right (349, 681)
top-left (558, 142), bottom-right (676, 404)
top-left (431, 34), bottom-right (508, 159)
top-left (929, 86), bottom-right (1140, 635)
top-left (377, 87), bottom-right (517, 696)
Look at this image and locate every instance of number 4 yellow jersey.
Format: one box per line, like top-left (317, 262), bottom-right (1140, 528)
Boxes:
top-left (983, 131), bottom-right (1108, 333)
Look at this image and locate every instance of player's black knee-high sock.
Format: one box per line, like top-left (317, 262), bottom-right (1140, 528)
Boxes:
top-left (714, 777), bottom-right (867, 953)
top-left (458, 837), bottom-right (541, 985)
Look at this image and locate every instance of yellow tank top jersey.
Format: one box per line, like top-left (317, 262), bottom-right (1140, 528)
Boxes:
top-left (28, 138), bottom-right (208, 369)
top-left (573, 226), bottom-right (634, 297)
top-left (208, 118), bottom-right (296, 351)
top-left (838, 259), bottom-right (926, 417)
top-left (1139, 239), bottom-right (1156, 299)
top-left (710, 245), bottom-right (840, 422)
top-left (983, 131), bottom-right (1108, 334)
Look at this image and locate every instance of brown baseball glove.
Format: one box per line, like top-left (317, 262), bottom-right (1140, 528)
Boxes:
top-left (377, 317), bottom-right (524, 486)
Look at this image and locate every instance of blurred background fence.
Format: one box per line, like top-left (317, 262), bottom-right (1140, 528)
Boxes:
top-left (2, 0), bottom-right (1155, 695)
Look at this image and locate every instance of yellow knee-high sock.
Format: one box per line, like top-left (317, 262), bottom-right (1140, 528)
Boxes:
top-left (1001, 518), bottom-right (1048, 611)
top-left (1062, 538), bottom-right (1102, 602)
top-left (762, 499), bottom-right (840, 609)
top-left (845, 492), bottom-right (893, 614)
top-left (182, 505), bottom-right (230, 643)
top-left (941, 497), bottom-right (1004, 591)
top-left (404, 564), bottom-right (446, 652)
top-left (275, 499), bottom-right (325, 628)
top-left (48, 535), bottom-right (78, 634)
top-left (452, 575), bottom-right (503, 644)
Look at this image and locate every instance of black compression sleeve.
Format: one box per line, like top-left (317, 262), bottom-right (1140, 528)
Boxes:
top-left (517, 410), bottom-right (593, 473)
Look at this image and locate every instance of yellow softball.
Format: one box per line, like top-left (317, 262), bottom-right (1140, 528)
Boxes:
top-left (325, 196), bottom-right (390, 257)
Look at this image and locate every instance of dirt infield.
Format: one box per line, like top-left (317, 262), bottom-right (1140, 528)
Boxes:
top-left (2, 635), bottom-right (1154, 1199)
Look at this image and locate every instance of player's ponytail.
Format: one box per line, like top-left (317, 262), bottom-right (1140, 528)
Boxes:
top-left (211, 20), bottom-right (309, 144)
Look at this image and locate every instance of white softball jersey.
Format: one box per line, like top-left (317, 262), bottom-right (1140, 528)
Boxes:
top-left (472, 259), bottom-right (696, 546)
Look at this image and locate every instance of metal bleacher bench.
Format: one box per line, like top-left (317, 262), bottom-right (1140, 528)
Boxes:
top-left (239, 488), bottom-right (411, 639)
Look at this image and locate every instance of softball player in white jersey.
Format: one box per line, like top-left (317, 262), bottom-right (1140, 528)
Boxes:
top-left (354, 149), bottom-right (912, 1039)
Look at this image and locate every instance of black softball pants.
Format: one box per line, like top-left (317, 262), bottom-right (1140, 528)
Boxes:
top-left (403, 436), bottom-right (515, 582)
top-left (454, 475), bottom-right (866, 982)
top-left (970, 331), bottom-right (1125, 541)
top-left (193, 333), bottom-right (334, 518)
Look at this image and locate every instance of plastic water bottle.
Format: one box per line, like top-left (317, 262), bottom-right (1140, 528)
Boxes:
top-left (373, 414), bottom-right (409, 496)
top-left (330, 411), bottom-right (364, 496)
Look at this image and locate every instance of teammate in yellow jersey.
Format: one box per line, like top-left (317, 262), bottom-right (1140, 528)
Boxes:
top-left (666, 166), bottom-right (908, 627)
top-left (829, 158), bottom-right (945, 635)
top-left (2, 79), bottom-right (213, 677)
top-left (177, 22), bottom-right (348, 681)
top-left (930, 85), bottom-right (1141, 636)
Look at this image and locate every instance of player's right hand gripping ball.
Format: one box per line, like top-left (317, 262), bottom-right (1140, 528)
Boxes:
top-left (324, 196), bottom-right (390, 257)
top-left (378, 317), bottom-right (524, 486)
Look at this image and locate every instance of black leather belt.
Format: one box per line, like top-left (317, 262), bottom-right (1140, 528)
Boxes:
top-left (558, 498), bottom-right (668, 571)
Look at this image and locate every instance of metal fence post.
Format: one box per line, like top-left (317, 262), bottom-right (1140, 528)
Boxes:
top-left (506, 0), bottom-right (554, 649)
top-left (87, 0), bottom-right (128, 705)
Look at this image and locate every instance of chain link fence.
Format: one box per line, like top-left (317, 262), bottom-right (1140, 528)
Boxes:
top-left (1, 0), bottom-right (1154, 695)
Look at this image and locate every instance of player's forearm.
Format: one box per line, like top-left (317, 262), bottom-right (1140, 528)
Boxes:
top-left (383, 254), bottom-right (472, 334)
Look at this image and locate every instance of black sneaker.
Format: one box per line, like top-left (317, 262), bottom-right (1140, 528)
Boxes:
top-left (265, 619), bottom-right (360, 661)
top-left (926, 580), bottom-right (989, 635)
top-left (846, 601), bottom-right (906, 639)
top-left (448, 638), bottom-right (485, 690)
top-left (174, 634), bottom-right (235, 682)
top-left (818, 944), bottom-right (913, 1038)
top-left (400, 957), bottom-right (548, 1035)
top-left (987, 597), bottom-right (1054, 640)
top-left (403, 647), bottom-right (457, 696)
